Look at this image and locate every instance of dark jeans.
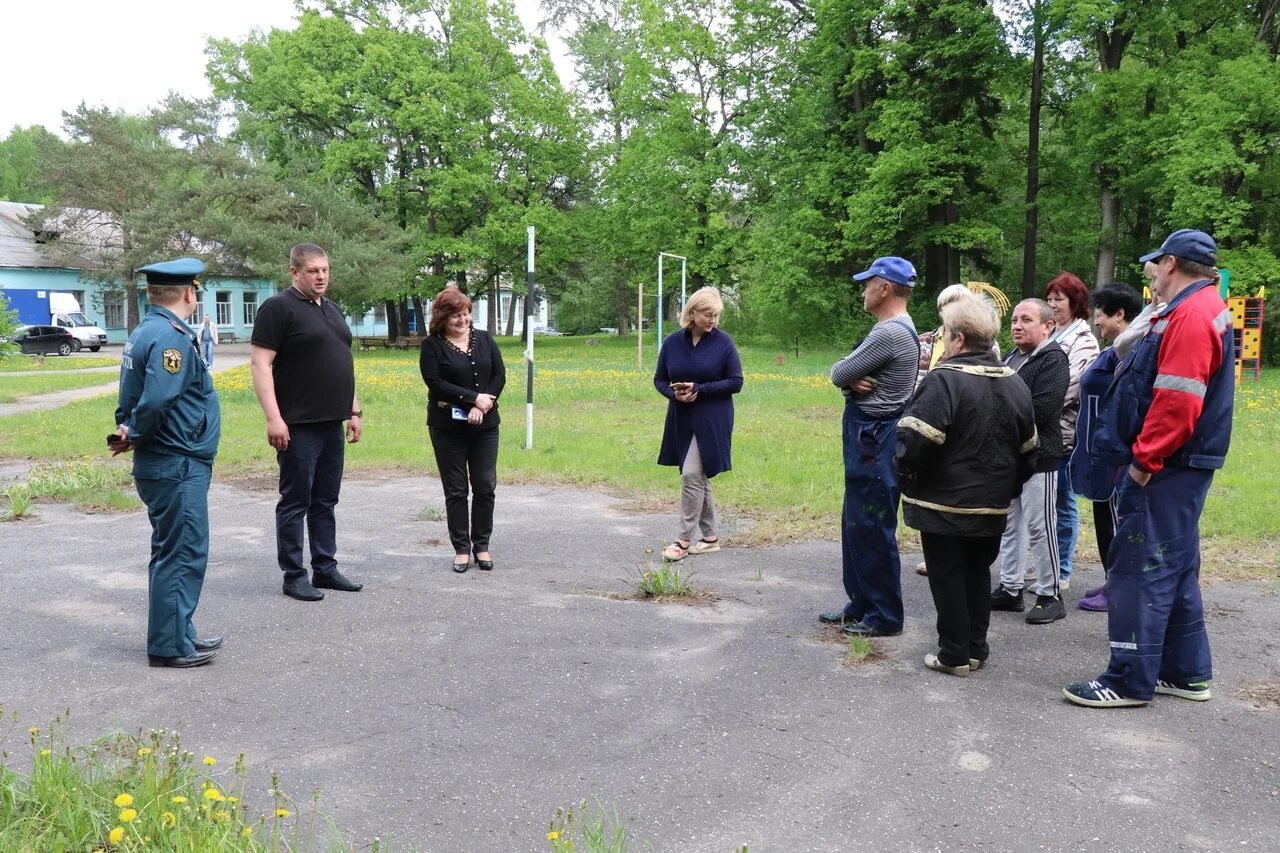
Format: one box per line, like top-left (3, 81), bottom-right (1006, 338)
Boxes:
top-left (429, 426), bottom-right (499, 555)
top-left (276, 421), bottom-right (345, 578)
top-left (922, 532), bottom-right (1000, 668)
top-left (839, 401), bottom-right (904, 632)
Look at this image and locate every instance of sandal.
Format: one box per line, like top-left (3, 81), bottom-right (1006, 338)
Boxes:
top-left (687, 537), bottom-right (721, 555)
top-left (662, 541), bottom-right (689, 562)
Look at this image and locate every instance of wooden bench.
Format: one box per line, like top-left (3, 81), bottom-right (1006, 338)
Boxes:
top-left (221, 331), bottom-right (239, 344)
top-left (393, 335), bottom-right (425, 350)
top-left (358, 336), bottom-right (391, 350)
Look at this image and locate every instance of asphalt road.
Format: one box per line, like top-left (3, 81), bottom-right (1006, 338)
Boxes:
top-left (0, 472), bottom-right (1277, 852)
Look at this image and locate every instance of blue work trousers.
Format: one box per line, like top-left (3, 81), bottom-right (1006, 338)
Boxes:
top-left (134, 454), bottom-right (212, 658)
top-left (1098, 466), bottom-right (1214, 701)
top-left (839, 401), bottom-right (904, 632)
top-left (276, 421), bottom-right (345, 578)
top-left (1056, 456), bottom-right (1080, 581)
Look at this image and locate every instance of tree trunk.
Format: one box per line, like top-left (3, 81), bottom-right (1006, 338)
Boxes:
top-left (505, 295), bottom-right (518, 337)
top-left (924, 202), bottom-right (961, 289)
top-left (1096, 168), bottom-right (1119, 286)
top-left (615, 278), bottom-right (631, 338)
top-left (488, 273), bottom-right (498, 333)
top-left (411, 295), bottom-right (425, 335)
top-left (126, 280), bottom-right (140, 332)
top-left (1021, 0), bottom-right (1045, 299)
top-left (399, 298), bottom-right (413, 338)
top-left (384, 299), bottom-right (399, 338)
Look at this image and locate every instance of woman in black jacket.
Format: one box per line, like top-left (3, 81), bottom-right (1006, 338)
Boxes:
top-left (419, 287), bottom-right (506, 572)
top-left (897, 296), bottom-right (1038, 677)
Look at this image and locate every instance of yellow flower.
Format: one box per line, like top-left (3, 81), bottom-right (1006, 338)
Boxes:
top-left (27, 727), bottom-right (39, 736)
top-left (203, 788), bottom-right (225, 802)
top-left (548, 830), bottom-right (561, 841)
top-left (228, 796), bottom-right (239, 804)
top-left (108, 827), bottom-right (125, 845)
top-left (114, 793), bottom-right (133, 808)
top-left (119, 808), bottom-right (137, 823)
top-left (170, 796), bottom-right (188, 805)
top-left (202, 755), bottom-right (217, 766)
top-left (161, 811), bottom-right (176, 828)
top-left (241, 827), bottom-right (253, 838)
top-left (40, 748), bottom-right (51, 757)
top-left (137, 748), bottom-right (152, 757)
top-left (214, 810), bottom-right (230, 821)
top-left (275, 808), bottom-right (291, 818)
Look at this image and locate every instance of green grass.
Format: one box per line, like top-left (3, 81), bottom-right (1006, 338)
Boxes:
top-left (844, 635), bottom-right (873, 664)
top-left (0, 372), bottom-right (116, 402)
top-left (635, 558), bottom-right (699, 598)
top-left (0, 336), bottom-right (1274, 578)
top-left (0, 461), bottom-right (140, 518)
top-left (0, 355), bottom-right (119, 372)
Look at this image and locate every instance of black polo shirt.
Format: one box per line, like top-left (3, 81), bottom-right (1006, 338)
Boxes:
top-left (251, 287), bottom-right (355, 425)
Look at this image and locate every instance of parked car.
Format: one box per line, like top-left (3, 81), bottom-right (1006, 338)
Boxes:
top-left (533, 325), bottom-right (565, 336)
top-left (13, 325), bottom-right (77, 356)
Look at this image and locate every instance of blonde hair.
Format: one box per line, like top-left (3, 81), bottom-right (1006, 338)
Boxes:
top-left (942, 296), bottom-right (1000, 353)
top-left (936, 283), bottom-right (972, 311)
top-left (680, 287), bottom-right (724, 329)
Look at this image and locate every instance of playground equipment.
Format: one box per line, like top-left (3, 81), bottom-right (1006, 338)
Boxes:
top-left (966, 281), bottom-right (1011, 316)
top-left (1228, 286), bottom-right (1265, 383)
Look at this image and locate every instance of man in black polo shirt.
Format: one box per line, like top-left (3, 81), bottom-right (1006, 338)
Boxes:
top-left (250, 243), bottom-right (365, 601)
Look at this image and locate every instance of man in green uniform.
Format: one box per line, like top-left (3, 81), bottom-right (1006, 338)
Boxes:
top-left (113, 258), bottom-right (222, 668)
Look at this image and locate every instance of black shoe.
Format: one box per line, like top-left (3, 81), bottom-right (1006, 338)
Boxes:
top-left (990, 586), bottom-right (1025, 612)
top-left (841, 620), bottom-right (902, 637)
top-left (312, 570), bottom-right (363, 592)
top-left (148, 650), bottom-right (216, 668)
top-left (452, 557), bottom-right (470, 573)
top-left (193, 636), bottom-right (223, 652)
top-left (474, 551), bottom-right (494, 570)
top-left (283, 575), bottom-right (325, 601)
top-left (818, 608), bottom-right (855, 625)
top-left (1026, 595), bottom-right (1066, 624)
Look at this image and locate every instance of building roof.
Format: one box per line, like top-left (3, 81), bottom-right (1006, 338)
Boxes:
top-left (0, 201), bottom-right (118, 271)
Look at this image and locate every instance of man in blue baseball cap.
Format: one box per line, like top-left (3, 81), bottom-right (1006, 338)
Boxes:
top-left (113, 257), bottom-right (223, 668)
top-left (1064, 229), bottom-right (1234, 708)
top-left (819, 256), bottom-right (919, 637)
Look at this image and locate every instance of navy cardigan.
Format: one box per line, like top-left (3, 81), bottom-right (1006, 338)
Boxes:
top-left (653, 327), bottom-right (744, 478)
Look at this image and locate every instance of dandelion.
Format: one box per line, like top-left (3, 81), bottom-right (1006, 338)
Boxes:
top-left (170, 795), bottom-right (188, 805)
top-left (275, 808), bottom-right (291, 818)
top-left (40, 748), bottom-right (51, 757)
top-left (214, 810), bottom-right (231, 821)
top-left (548, 830), bottom-right (561, 841)
top-left (114, 793), bottom-right (134, 808)
top-left (203, 755), bottom-right (217, 766)
top-left (119, 808), bottom-right (138, 823)
top-left (108, 827), bottom-right (125, 845)
top-left (27, 727), bottom-right (38, 738)
top-left (228, 796), bottom-right (239, 804)
top-left (204, 788), bottom-right (225, 802)
top-left (242, 827), bottom-right (253, 838)
top-left (162, 811), bottom-right (176, 828)
top-left (137, 747), bottom-right (152, 757)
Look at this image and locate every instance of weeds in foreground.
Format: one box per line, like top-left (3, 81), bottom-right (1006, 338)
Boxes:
top-left (2, 482), bottom-right (32, 520)
top-left (844, 636), bottom-right (873, 664)
top-left (634, 551), bottom-right (698, 598)
top-left (416, 506), bottom-right (444, 522)
top-left (547, 802), bottom-right (629, 852)
top-left (9, 461), bottom-right (139, 515)
top-left (0, 706), bottom-right (405, 851)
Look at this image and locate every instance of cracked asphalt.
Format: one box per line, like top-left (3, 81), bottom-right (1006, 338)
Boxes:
top-left (1, 472), bottom-right (1278, 852)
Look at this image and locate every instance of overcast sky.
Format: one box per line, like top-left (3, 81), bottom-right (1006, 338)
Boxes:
top-left (3, 0), bottom-right (566, 136)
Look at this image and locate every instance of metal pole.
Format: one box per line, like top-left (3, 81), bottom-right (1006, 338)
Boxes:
top-left (525, 226), bottom-right (535, 450)
top-left (637, 281), bottom-right (643, 371)
top-left (680, 258), bottom-right (687, 316)
top-left (657, 254), bottom-right (664, 352)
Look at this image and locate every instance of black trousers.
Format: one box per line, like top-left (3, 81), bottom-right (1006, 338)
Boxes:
top-left (429, 426), bottom-right (499, 555)
top-left (276, 421), bottom-right (345, 578)
top-left (922, 531), bottom-right (1001, 668)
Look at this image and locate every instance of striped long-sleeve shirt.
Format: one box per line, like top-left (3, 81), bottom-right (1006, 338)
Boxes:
top-left (830, 314), bottom-right (919, 417)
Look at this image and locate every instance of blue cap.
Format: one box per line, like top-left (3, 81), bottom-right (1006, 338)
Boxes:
top-left (1138, 229), bottom-right (1217, 267)
top-left (852, 256), bottom-right (917, 287)
top-left (138, 257), bottom-right (205, 286)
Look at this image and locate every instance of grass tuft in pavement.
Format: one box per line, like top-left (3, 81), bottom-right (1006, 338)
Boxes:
top-left (635, 553), bottom-right (698, 598)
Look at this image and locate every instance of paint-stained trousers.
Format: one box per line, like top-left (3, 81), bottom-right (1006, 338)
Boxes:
top-left (134, 453), bottom-right (212, 658)
top-left (839, 401), bottom-right (904, 633)
top-left (1098, 466), bottom-right (1214, 701)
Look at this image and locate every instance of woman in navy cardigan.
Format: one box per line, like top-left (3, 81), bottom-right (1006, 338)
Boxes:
top-left (653, 288), bottom-right (744, 561)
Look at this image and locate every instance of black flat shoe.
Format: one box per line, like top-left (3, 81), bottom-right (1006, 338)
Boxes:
top-left (452, 558), bottom-right (470, 573)
top-left (313, 569), bottom-right (363, 592)
top-left (194, 636), bottom-right (223, 652)
top-left (148, 650), bottom-right (216, 668)
top-left (474, 552), bottom-right (494, 571)
top-left (283, 575), bottom-right (325, 601)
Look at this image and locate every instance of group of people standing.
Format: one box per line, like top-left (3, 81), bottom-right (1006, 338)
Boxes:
top-left (810, 229), bottom-right (1234, 709)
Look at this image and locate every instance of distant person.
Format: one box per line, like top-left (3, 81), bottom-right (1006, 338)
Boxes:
top-left (653, 287), bottom-right (742, 562)
top-left (1070, 283), bottom-right (1145, 612)
top-left (898, 296), bottom-right (1036, 676)
top-left (199, 315), bottom-right (219, 367)
top-left (1043, 272), bottom-right (1100, 591)
top-left (419, 286), bottom-right (506, 572)
top-left (990, 299), bottom-right (1070, 625)
top-left (1065, 230), bottom-right (1234, 708)
top-left (819, 256), bottom-right (918, 638)
top-left (112, 258), bottom-right (222, 668)
top-left (250, 243), bottom-right (364, 602)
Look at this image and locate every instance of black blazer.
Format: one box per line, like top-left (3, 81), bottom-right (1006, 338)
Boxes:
top-left (419, 330), bottom-right (506, 432)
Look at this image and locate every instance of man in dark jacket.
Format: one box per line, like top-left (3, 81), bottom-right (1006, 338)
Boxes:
top-left (898, 296), bottom-right (1037, 676)
top-left (991, 299), bottom-right (1071, 624)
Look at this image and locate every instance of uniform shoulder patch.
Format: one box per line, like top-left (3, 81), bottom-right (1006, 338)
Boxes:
top-left (162, 348), bottom-right (183, 374)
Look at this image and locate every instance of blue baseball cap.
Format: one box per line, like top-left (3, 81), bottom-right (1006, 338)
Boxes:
top-left (138, 257), bottom-right (205, 286)
top-left (852, 256), bottom-right (917, 287)
top-left (1138, 229), bottom-right (1217, 267)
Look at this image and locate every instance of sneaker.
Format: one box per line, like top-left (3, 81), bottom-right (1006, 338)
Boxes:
top-left (818, 608), bottom-right (855, 625)
top-left (1078, 588), bottom-right (1108, 612)
top-left (1026, 595), bottom-right (1066, 624)
top-left (924, 654), bottom-right (969, 677)
top-left (687, 538), bottom-right (721, 555)
top-left (661, 542), bottom-right (688, 562)
top-left (1155, 679), bottom-right (1212, 701)
top-left (841, 620), bottom-right (902, 638)
top-left (1063, 680), bottom-right (1149, 708)
top-left (990, 586), bottom-right (1025, 612)
top-left (969, 658), bottom-right (984, 672)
